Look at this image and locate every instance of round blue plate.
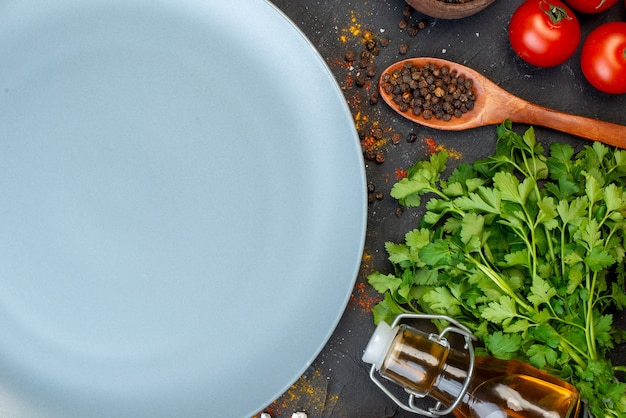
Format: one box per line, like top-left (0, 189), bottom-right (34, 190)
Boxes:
top-left (0, 1), bottom-right (366, 416)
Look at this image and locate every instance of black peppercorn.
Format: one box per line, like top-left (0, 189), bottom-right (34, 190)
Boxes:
top-left (380, 61), bottom-right (476, 122)
top-left (369, 91), bottom-right (379, 105)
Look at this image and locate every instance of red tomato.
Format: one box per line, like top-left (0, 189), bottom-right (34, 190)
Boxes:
top-left (563, 0), bottom-right (618, 13)
top-left (581, 22), bottom-right (626, 94)
top-left (508, 0), bottom-right (581, 67)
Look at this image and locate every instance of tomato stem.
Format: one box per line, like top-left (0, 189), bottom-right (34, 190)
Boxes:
top-left (540, 0), bottom-right (572, 24)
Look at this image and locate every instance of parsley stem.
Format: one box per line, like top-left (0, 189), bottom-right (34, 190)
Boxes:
top-left (430, 187), bottom-right (450, 201)
top-left (542, 224), bottom-right (558, 277)
top-left (560, 226), bottom-right (567, 283)
top-left (521, 207), bottom-right (539, 282)
top-left (556, 332), bottom-right (588, 367)
top-left (546, 299), bottom-right (559, 319)
top-left (586, 270), bottom-right (599, 361)
top-left (520, 147), bottom-right (533, 179)
top-left (551, 315), bottom-right (586, 333)
top-left (471, 258), bottom-right (532, 312)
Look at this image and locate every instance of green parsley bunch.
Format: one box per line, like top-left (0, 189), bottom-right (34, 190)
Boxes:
top-left (368, 120), bottom-right (626, 417)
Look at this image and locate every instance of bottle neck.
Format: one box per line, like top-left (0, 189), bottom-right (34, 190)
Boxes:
top-left (380, 326), bottom-right (450, 395)
top-left (380, 325), bottom-right (472, 403)
top-left (428, 345), bottom-right (472, 408)
top-left (379, 325), bottom-right (475, 413)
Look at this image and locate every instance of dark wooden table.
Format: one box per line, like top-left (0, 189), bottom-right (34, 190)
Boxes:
top-left (258, 0), bottom-right (626, 416)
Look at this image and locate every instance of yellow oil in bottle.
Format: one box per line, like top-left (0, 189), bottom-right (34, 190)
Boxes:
top-left (467, 373), bottom-right (579, 418)
top-left (382, 326), bottom-right (450, 395)
top-left (377, 325), bottom-right (580, 418)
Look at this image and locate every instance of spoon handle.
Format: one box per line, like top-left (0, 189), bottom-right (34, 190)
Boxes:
top-left (511, 102), bottom-right (626, 149)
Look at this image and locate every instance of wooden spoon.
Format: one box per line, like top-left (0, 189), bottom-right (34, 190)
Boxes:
top-left (379, 57), bottom-right (626, 149)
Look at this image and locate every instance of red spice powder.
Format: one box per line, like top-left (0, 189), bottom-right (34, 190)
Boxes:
top-left (394, 168), bottom-right (407, 179)
top-left (349, 282), bottom-right (378, 313)
top-left (327, 56), bottom-right (356, 89)
top-left (421, 137), bottom-right (463, 159)
top-left (361, 135), bottom-right (387, 154)
top-left (422, 137), bottom-right (437, 154)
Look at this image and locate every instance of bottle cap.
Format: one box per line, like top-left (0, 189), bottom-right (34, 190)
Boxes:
top-left (362, 321), bottom-right (398, 370)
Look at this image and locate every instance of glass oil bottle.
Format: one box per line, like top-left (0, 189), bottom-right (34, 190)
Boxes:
top-left (362, 314), bottom-right (580, 418)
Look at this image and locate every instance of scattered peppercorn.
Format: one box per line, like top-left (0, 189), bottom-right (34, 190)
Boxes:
top-left (367, 182), bottom-right (376, 192)
top-left (395, 207), bottom-right (404, 217)
top-left (375, 192), bottom-right (384, 200)
top-left (372, 127), bottom-right (383, 139)
top-left (406, 132), bottom-right (418, 143)
top-left (369, 91), bottom-right (380, 105)
top-left (341, 10), bottom-right (431, 171)
top-left (381, 61), bottom-right (476, 121)
top-left (357, 127), bottom-right (367, 140)
top-left (364, 149), bottom-right (376, 161)
top-left (344, 26), bottom-right (393, 98)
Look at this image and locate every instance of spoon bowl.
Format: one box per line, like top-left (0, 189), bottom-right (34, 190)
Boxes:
top-left (379, 57), bottom-right (626, 149)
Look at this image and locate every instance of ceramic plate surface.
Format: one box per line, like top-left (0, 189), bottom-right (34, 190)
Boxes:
top-left (0, 1), bottom-right (366, 416)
